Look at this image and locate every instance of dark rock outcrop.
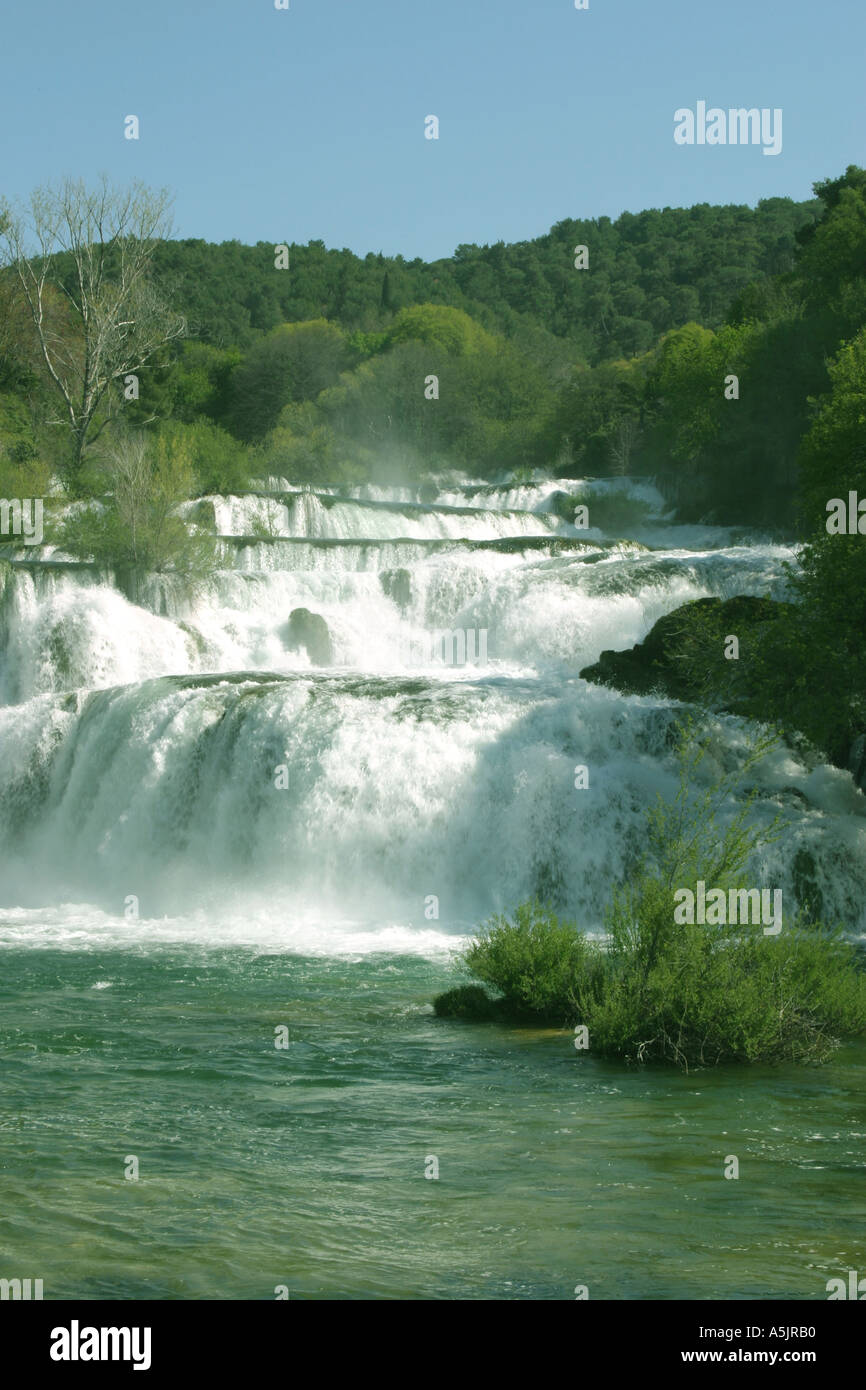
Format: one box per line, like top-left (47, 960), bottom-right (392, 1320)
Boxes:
top-left (579, 595), bottom-right (789, 704)
top-left (433, 985), bottom-right (501, 1021)
top-left (380, 567), bottom-right (412, 612)
top-left (285, 607), bottom-right (333, 665)
top-left (848, 733), bottom-right (866, 792)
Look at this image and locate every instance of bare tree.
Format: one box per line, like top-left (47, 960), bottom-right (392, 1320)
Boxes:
top-left (0, 176), bottom-right (185, 480)
top-left (104, 430), bottom-right (153, 565)
top-left (60, 427), bottom-right (213, 596)
top-left (608, 416), bottom-right (640, 475)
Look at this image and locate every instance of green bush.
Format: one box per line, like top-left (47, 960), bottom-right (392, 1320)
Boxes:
top-left (550, 489), bottom-right (655, 532)
top-left (440, 727), bottom-right (866, 1067)
top-left (256, 408), bottom-right (362, 489)
top-left (587, 912), bottom-right (866, 1066)
top-left (163, 418), bottom-right (252, 495)
top-left (59, 430), bottom-right (216, 591)
top-left (463, 899), bottom-right (603, 1023)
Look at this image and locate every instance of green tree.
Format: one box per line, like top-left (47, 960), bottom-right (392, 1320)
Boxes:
top-left (225, 319), bottom-right (348, 441)
top-left (60, 430), bottom-right (214, 590)
top-left (796, 166), bottom-right (866, 335)
top-left (386, 303), bottom-right (497, 356)
top-left (798, 326), bottom-right (866, 526)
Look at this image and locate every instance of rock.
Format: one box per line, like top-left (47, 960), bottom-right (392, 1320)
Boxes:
top-left (579, 595), bottom-right (789, 703)
top-left (549, 489), bottom-right (580, 524)
top-left (285, 607), bottom-right (333, 665)
top-left (433, 985), bottom-right (500, 1021)
top-left (380, 567), bottom-right (412, 612)
top-left (848, 733), bottom-right (866, 791)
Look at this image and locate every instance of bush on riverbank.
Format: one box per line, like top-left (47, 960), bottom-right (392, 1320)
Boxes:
top-left (460, 900), bottom-right (606, 1021)
top-left (446, 903), bottom-right (866, 1067)
top-left (59, 430), bottom-right (216, 591)
top-left (436, 731), bottom-right (866, 1067)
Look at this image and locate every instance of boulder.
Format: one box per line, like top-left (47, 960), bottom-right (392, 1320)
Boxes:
top-left (380, 567), bottom-right (412, 612)
top-left (848, 733), bottom-right (866, 791)
top-left (579, 595), bottom-right (789, 703)
top-left (433, 985), bottom-right (501, 1021)
top-left (285, 607), bottom-right (333, 665)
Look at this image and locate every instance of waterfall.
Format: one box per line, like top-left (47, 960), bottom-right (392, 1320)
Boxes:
top-left (0, 475), bottom-right (864, 951)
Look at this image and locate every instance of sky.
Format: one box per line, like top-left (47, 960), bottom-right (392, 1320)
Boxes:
top-left (1, 0), bottom-right (863, 261)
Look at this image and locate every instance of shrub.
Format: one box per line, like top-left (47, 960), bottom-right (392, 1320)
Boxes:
top-left (588, 913), bottom-right (866, 1066)
top-left (162, 418), bottom-right (252, 496)
top-left (438, 727), bottom-right (866, 1067)
top-left (463, 899), bottom-right (603, 1023)
top-left (59, 430), bottom-right (215, 592)
top-left (550, 489), bottom-right (655, 532)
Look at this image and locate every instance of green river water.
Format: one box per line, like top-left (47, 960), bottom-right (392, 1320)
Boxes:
top-left (2, 947), bottom-right (864, 1300)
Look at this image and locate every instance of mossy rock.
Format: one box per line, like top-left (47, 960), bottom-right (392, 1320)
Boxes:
top-left (580, 595), bottom-right (790, 702)
top-left (848, 732), bottom-right (866, 792)
top-left (381, 567), bottom-right (412, 611)
top-left (284, 607), bottom-right (333, 665)
top-left (549, 490), bottom-right (581, 524)
top-left (433, 985), bottom-right (500, 1021)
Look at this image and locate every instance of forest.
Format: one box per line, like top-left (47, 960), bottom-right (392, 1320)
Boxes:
top-left (0, 181), bottom-right (833, 515)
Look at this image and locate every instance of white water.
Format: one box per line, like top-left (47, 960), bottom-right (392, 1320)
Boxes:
top-left (1, 474), bottom-right (864, 951)
top-left (190, 491), bottom-right (576, 542)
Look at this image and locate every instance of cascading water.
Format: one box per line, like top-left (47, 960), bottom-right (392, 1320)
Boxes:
top-left (1, 475), bottom-right (864, 949)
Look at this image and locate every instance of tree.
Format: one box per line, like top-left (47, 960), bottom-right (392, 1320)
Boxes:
top-left (386, 303), bottom-right (497, 356)
top-left (796, 169), bottom-right (866, 340)
top-left (758, 327), bottom-right (866, 762)
top-left (60, 428), bottom-right (214, 592)
top-left (797, 325), bottom-right (866, 526)
top-left (555, 357), bottom-right (646, 474)
top-left (225, 319), bottom-right (348, 441)
top-left (380, 271), bottom-right (397, 314)
top-left (0, 177), bottom-right (185, 483)
top-left (608, 415), bottom-right (640, 474)
top-left (157, 417), bottom-right (251, 495)
top-left (643, 322), bottom-right (725, 472)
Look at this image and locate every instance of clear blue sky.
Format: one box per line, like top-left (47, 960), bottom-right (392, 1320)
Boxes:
top-left (3, 0), bottom-right (863, 260)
